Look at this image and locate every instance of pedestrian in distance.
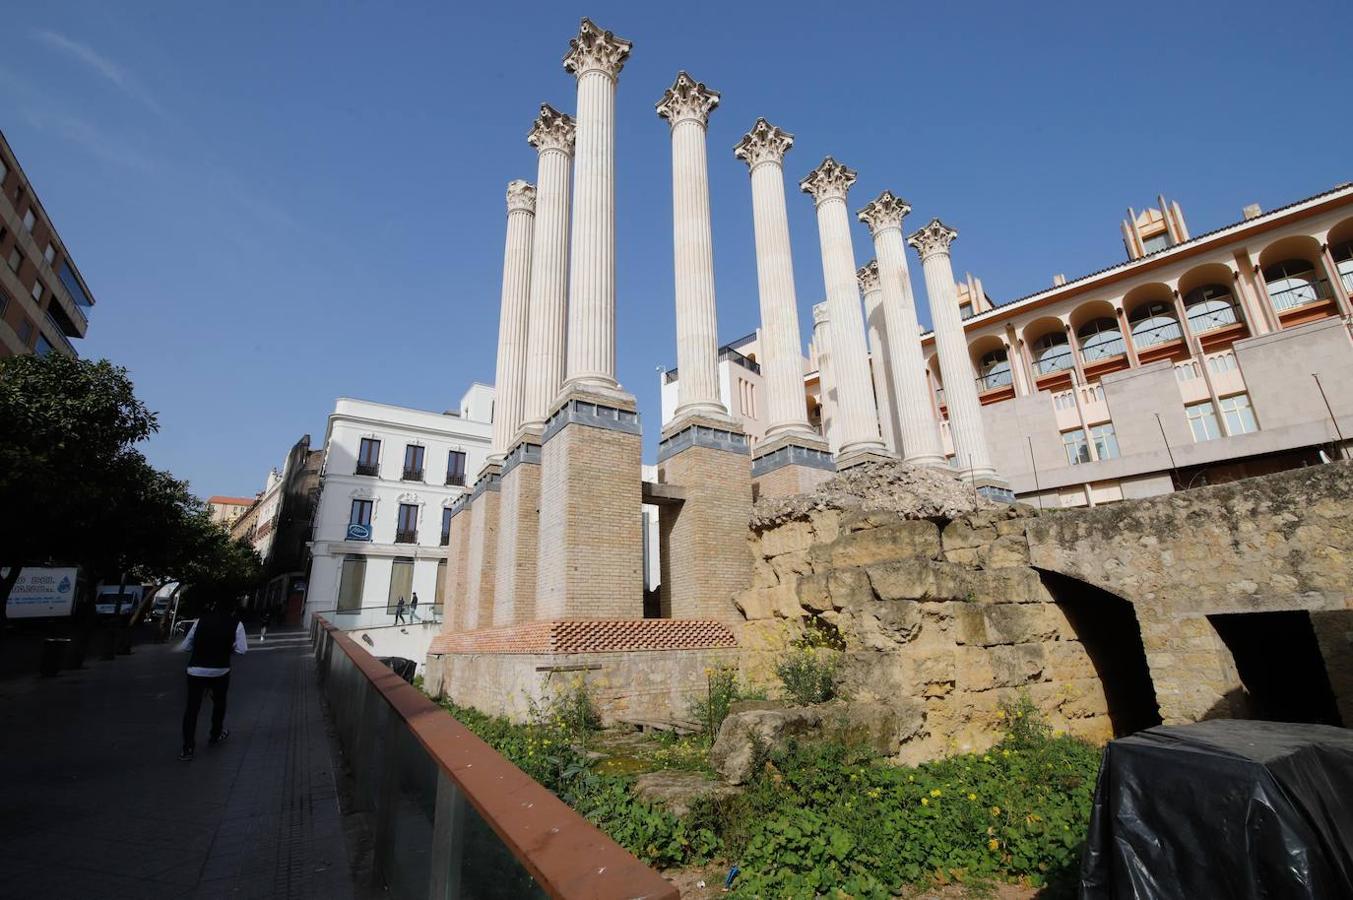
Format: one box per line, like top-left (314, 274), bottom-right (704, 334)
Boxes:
top-left (178, 590), bottom-right (247, 761)
top-left (395, 596), bottom-right (406, 625)
top-left (409, 591), bottom-right (420, 623)
top-left (260, 609), bottom-right (271, 642)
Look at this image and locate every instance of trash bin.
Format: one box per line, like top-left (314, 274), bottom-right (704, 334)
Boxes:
top-left (40, 639), bottom-right (71, 677)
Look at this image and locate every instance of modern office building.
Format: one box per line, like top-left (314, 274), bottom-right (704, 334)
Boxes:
top-left (0, 131), bottom-right (97, 358)
top-left (306, 387), bottom-right (494, 628)
top-left (663, 183), bottom-right (1353, 507)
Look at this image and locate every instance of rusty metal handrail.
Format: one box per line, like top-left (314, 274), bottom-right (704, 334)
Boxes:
top-left (314, 617), bottom-right (676, 900)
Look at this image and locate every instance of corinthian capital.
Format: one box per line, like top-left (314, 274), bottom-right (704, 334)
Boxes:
top-left (799, 157), bottom-right (857, 206)
top-left (733, 117), bottom-right (794, 170)
top-left (857, 191), bottom-right (911, 236)
top-left (528, 103), bottom-right (576, 155)
top-left (506, 179), bottom-right (536, 214)
top-left (812, 301), bottom-right (830, 326)
top-left (563, 17), bottom-right (632, 80)
top-left (656, 71), bottom-right (719, 127)
top-left (908, 218), bottom-right (958, 259)
top-left (856, 260), bottom-right (880, 295)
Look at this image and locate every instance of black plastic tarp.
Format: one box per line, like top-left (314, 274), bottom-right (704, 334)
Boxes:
top-left (378, 656), bottom-right (417, 684)
top-left (1080, 720), bottom-right (1353, 899)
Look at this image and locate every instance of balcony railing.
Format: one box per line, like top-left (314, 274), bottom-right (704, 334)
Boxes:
top-left (664, 343), bottom-right (762, 384)
top-left (1130, 320), bottom-right (1184, 349)
top-left (445, 472), bottom-right (466, 487)
top-left (311, 619), bottom-right (675, 899)
top-left (1033, 348), bottom-right (1073, 376)
top-left (1341, 269), bottom-right (1353, 296)
top-left (1079, 336), bottom-right (1125, 363)
top-left (975, 371), bottom-right (1013, 392)
top-left (394, 529), bottom-right (418, 544)
top-left (42, 312), bottom-right (78, 357)
top-left (1186, 302), bottom-right (1242, 334)
top-left (327, 603), bottom-right (443, 625)
top-left (402, 468), bottom-right (424, 482)
top-left (355, 462), bottom-right (379, 477)
top-left (439, 531), bottom-right (450, 546)
top-left (1268, 278), bottom-right (1333, 312)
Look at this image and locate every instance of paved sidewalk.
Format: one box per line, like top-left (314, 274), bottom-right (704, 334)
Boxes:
top-left (0, 628), bottom-right (359, 899)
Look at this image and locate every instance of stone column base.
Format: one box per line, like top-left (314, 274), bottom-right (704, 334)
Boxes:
top-left (657, 416), bottom-right (753, 622)
top-left (535, 385), bottom-right (644, 620)
top-left (751, 433), bottom-right (836, 500)
top-left (835, 446), bottom-right (898, 471)
top-left (462, 461), bottom-right (502, 631)
top-left (441, 495), bottom-right (473, 633)
top-left (492, 436), bottom-right (542, 626)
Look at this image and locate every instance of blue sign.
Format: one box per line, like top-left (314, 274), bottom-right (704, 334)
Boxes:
top-left (347, 523), bottom-right (372, 541)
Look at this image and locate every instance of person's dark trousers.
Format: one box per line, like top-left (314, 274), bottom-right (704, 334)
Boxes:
top-left (182, 673), bottom-right (230, 750)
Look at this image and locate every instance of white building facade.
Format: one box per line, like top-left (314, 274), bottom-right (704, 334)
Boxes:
top-left (306, 388), bottom-right (493, 628)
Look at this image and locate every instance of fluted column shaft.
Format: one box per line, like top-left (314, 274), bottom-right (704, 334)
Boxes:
top-left (859, 270), bottom-right (896, 453)
top-left (565, 67), bottom-right (619, 388)
top-left (812, 303), bottom-right (840, 453)
top-left (491, 183), bottom-right (535, 456)
top-left (738, 119), bottom-right (814, 439)
top-left (912, 222), bottom-right (996, 477)
top-left (874, 226), bottom-right (947, 464)
top-left (521, 108), bottom-right (575, 432)
top-left (812, 195), bottom-right (887, 457)
top-left (659, 74), bottom-right (724, 418)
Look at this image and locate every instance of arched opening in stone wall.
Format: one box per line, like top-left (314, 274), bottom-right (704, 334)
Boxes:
top-left (1038, 570), bottom-right (1163, 736)
top-left (1207, 611), bottom-right (1343, 726)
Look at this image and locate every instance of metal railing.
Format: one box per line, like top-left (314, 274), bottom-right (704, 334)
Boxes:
top-left (1129, 320), bottom-right (1183, 349)
top-left (1078, 336), bottom-right (1125, 362)
top-left (329, 603), bottom-right (443, 624)
top-left (311, 618), bottom-right (675, 899)
top-left (1186, 302), bottom-right (1242, 333)
top-left (664, 344), bottom-right (762, 384)
top-left (1032, 348), bottom-right (1073, 376)
top-left (42, 312), bottom-right (78, 357)
top-left (402, 468), bottom-right (424, 482)
top-left (355, 462), bottom-right (379, 477)
top-left (975, 370), bottom-right (1013, 392)
top-left (1341, 269), bottom-right (1353, 296)
top-left (445, 472), bottom-right (466, 487)
top-left (395, 529), bottom-right (418, 544)
top-left (1268, 278), bottom-right (1332, 311)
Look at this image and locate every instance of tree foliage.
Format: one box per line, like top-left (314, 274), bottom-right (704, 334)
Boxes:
top-left (0, 353), bottom-right (261, 619)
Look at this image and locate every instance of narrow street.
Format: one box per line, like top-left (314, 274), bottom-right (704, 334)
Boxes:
top-left (0, 628), bottom-right (359, 899)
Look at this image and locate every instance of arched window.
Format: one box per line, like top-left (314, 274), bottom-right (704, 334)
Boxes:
top-left (1331, 241), bottom-right (1353, 296)
top-left (976, 349), bottom-right (1012, 391)
top-left (1128, 302), bottom-right (1181, 348)
top-left (1076, 317), bottom-right (1124, 361)
top-left (1032, 332), bottom-right (1072, 375)
top-left (1183, 284), bottom-right (1239, 333)
top-left (1263, 259), bottom-right (1323, 310)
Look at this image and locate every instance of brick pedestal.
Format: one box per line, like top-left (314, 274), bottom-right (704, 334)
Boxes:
top-left (441, 496), bottom-right (472, 632)
top-left (750, 432), bottom-right (836, 501)
top-left (535, 386), bottom-right (644, 620)
top-left (657, 416), bottom-right (754, 622)
top-left (492, 436), bottom-right (542, 626)
top-left (462, 462), bottom-right (502, 631)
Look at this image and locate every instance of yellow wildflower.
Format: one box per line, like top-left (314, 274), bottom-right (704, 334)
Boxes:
top-left (930, 788), bottom-right (942, 798)
top-left (988, 839), bottom-right (1000, 851)
top-left (995, 709), bottom-right (1005, 719)
top-left (991, 806), bottom-right (1001, 816)
top-left (921, 797), bottom-right (929, 806)
top-left (968, 793), bottom-right (977, 801)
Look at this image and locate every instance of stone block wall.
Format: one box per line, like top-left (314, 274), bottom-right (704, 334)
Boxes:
top-left (733, 505), bottom-right (1115, 764)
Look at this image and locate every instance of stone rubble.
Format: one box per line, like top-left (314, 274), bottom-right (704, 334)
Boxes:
top-left (751, 460), bottom-right (1002, 530)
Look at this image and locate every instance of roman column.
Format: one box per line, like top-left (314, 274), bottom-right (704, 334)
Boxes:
top-left (562, 17), bottom-right (631, 391)
top-left (520, 104), bottom-right (575, 434)
top-left (653, 72), bottom-right (750, 620)
top-left (812, 301), bottom-right (840, 453)
top-left (857, 261), bottom-right (897, 453)
top-left (495, 107), bottom-right (573, 627)
top-left (858, 191), bottom-right (947, 466)
top-left (800, 158), bottom-right (892, 467)
top-left (490, 180), bottom-right (536, 459)
top-left (908, 219), bottom-right (1001, 485)
top-left (657, 72), bottom-right (726, 421)
top-left (536, 19), bottom-right (643, 623)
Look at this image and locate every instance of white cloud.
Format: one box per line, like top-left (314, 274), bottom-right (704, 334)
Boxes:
top-left (31, 28), bottom-right (165, 116)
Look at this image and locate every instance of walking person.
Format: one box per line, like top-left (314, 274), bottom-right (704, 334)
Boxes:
top-left (178, 593), bottom-right (247, 761)
top-left (395, 596), bottom-right (406, 625)
top-left (260, 608), bottom-right (271, 642)
top-left (408, 591), bottom-right (420, 623)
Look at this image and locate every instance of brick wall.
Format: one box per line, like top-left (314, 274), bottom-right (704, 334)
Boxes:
top-left (753, 463), bottom-right (834, 502)
top-left (658, 445), bottom-right (753, 622)
top-left (492, 461), bottom-right (541, 626)
top-left (536, 422), bottom-right (644, 620)
top-left (462, 490), bottom-right (500, 630)
top-left (441, 509), bottom-right (472, 633)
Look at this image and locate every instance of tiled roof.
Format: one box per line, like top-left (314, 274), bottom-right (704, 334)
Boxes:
top-left (208, 496), bottom-right (256, 506)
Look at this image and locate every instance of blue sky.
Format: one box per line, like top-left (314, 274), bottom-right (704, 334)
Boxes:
top-left (4, 0), bottom-right (1350, 497)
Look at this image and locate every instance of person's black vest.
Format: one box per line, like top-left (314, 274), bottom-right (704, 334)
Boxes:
top-left (190, 612), bottom-right (238, 670)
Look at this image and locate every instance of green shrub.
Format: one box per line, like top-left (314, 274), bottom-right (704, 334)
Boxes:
top-left (689, 666), bottom-right (767, 737)
top-left (775, 647), bottom-right (843, 705)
